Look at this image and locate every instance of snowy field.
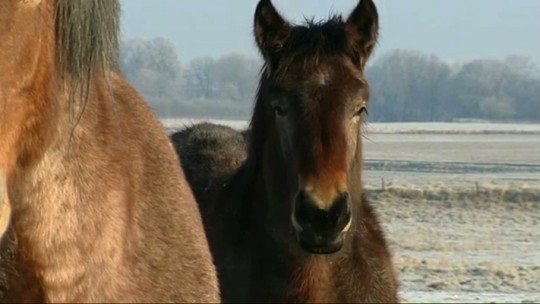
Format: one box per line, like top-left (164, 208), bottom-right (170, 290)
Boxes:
top-left (161, 118), bottom-right (540, 135)
top-left (363, 122), bottom-right (540, 134)
top-left (163, 118), bottom-right (540, 303)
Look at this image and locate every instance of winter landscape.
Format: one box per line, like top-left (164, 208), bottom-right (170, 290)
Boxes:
top-left (164, 119), bottom-right (540, 303)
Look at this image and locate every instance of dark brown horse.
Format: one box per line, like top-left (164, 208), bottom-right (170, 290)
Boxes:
top-left (170, 0), bottom-right (400, 302)
top-left (0, 0), bottom-right (219, 302)
top-left (170, 123), bottom-right (247, 201)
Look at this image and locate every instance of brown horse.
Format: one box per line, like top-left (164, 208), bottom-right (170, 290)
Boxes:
top-left (170, 0), bottom-right (400, 302)
top-left (0, 0), bottom-right (219, 302)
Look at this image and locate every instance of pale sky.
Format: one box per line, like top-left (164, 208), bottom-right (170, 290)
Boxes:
top-left (119, 0), bottom-right (540, 65)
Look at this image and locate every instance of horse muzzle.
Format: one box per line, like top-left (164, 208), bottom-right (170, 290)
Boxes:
top-left (292, 190), bottom-right (352, 254)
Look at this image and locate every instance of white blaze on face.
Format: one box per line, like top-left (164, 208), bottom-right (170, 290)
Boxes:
top-left (312, 69), bottom-right (331, 86)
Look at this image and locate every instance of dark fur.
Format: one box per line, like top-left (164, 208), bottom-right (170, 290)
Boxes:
top-left (172, 0), bottom-right (399, 302)
top-left (170, 123), bottom-right (247, 202)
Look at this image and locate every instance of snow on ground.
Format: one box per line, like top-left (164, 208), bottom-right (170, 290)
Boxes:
top-left (363, 122), bottom-right (540, 134)
top-left (162, 118), bottom-right (540, 134)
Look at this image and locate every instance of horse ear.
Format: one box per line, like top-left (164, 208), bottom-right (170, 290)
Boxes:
top-left (344, 0), bottom-right (379, 68)
top-left (254, 0), bottom-right (291, 60)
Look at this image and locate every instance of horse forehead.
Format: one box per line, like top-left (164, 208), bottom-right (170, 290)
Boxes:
top-left (308, 68), bottom-right (332, 86)
top-left (298, 67), bottom-right (361, 103)
top-left (300, 60), bottom-right (363, 91)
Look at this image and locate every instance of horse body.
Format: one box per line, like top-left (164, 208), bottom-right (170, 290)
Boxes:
top-left (0, 1), bottom-right (219, 302)
top-left (172, 0), bottom-right (399, 302)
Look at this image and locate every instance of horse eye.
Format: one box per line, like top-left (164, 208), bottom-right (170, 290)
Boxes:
top-left (355, 105), bottom-right (368, 117)
top-left (273, 105), bottom-right (288, 116)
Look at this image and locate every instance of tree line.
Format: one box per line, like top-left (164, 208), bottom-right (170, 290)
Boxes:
top-left (119, 37), bottom-right (539, 122)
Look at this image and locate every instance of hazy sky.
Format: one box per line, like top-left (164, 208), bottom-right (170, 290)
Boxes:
top-left (120, 0), bottom-right (540, 65)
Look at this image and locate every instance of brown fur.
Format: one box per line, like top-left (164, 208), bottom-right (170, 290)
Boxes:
top-left (0, 0), bottom-right (219, 302)
top-left (171, 0), bottom-right (399, 302)
top-left (0, 175), bottom-right (9, 238)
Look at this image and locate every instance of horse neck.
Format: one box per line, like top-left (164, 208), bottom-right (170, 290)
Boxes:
top-left (12, 73), bottom-right (116, 201)
top-left (8, 73), bottom-right (136, 300)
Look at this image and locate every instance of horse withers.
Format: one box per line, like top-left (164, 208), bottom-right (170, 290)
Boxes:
top-left (0, 0), bottom-right (219, 302)
top-left (170, 0), bottom-right (400, 302)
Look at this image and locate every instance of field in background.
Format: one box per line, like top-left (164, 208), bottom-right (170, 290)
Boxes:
top-left (163, 119), bottom-right (540, 303)
top-left (162, 118), bottom-right (540, 134)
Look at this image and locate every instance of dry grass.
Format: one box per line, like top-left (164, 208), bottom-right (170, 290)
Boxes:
top-left (367, 181), bottom-right (540, 296)
top-left (366, 182), bottom-right (540, 204)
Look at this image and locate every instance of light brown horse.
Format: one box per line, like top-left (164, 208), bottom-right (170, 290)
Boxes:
top-left (0, 0), bottom-right (219, 302)
top-left (170, 0), bottom-right (400, 302)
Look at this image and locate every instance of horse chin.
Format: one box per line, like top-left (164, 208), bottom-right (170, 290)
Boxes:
top-left (297, 234), bottom-right (344, 255)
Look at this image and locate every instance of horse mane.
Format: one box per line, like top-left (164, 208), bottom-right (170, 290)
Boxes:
top-left (55, 0), bottom-right (120, 91)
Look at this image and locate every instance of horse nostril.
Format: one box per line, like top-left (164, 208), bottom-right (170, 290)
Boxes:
top-left (294, 190), bottom-right (313, 225)
top-left (293, 190), bottom-right (351, 233)
top-left (331, 192), bottom-right (351, 219)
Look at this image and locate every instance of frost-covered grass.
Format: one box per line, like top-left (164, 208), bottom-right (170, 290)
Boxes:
top-left (162, 118), bottom-right (540, 134)
top-left (162, 118), bottom-right (248, 133)
top-left (372, 182), bottom-right (540, 302)
top-left (363, 122), bottom-right (540, 134)
top-left (365, 181), bottom-right (540, 204)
